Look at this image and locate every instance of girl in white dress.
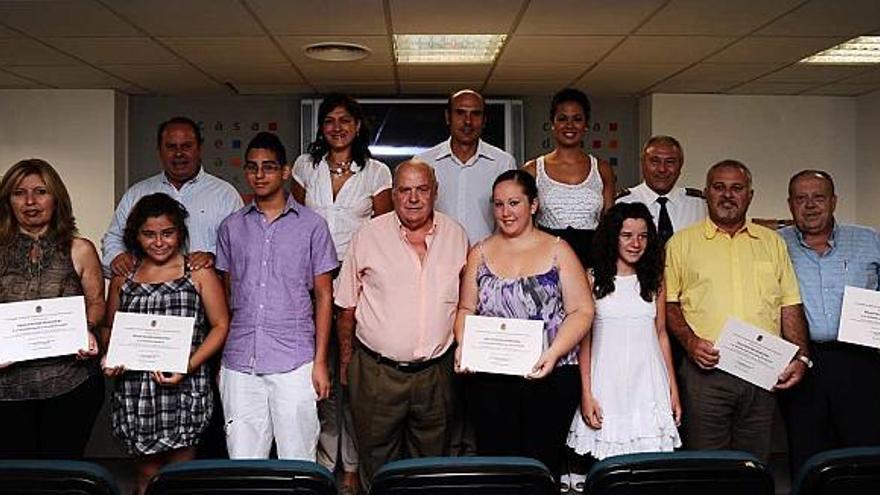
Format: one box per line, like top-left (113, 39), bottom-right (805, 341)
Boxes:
top-left (568, 201), bottom-right (681, 460)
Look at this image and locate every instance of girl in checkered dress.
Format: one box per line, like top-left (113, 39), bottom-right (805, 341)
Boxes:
top-left (102, 193), bottom-right (229, 495)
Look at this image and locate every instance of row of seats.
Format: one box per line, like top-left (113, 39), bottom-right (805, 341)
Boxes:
top-left (1, 448), bottom-right (878, 495)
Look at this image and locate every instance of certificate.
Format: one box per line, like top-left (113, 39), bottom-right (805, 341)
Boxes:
top-left (460, 315), bottom-right (543, 376)
top-left (105, 312), bottom-right (195, 373)
top-left (0, 296), bottom-right (89, 363)
top-left (715, 318), bottom-right (798, 391)
top-left (838, 286), bottom-right (880, 349)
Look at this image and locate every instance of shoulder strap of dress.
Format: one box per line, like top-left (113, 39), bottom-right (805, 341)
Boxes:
top-left (536, 155), bottom-right (546, 176)
top-left (552, 236), bottom-right (561, 267)
top-left (476, 241), bottom-right (488, 265)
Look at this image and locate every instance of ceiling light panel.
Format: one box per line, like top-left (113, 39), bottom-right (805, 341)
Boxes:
top-left (394, 34), bottom-right (506, 64)
top-left (800, 36), bottom-right (880, 65)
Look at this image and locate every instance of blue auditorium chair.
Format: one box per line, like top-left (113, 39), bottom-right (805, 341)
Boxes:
top-left (0, 460), bottom-right (120, 495)
top-left (144, 459), bottom-right (336, 495)
top-left (369, 456), bottom-right (556, 495)
top-left (585, 450), bottom-right (774, 495)
top-left (792, 446), bottom-right (880, 495)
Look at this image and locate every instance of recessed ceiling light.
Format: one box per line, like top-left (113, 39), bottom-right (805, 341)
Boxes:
top-left (394, 34), bottom-right (507, 64)
top-left (800, 36), bottom-right (880, 65)
top-left (304, 42), bottom-right (372, 62)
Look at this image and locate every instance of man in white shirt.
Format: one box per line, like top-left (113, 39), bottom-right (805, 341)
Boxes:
top-left (616, 135), bottom-right (705, 244)
top-left (102, 117), bottom-right (243, 277)
top-left (416, 89), bottom-right (515, 244)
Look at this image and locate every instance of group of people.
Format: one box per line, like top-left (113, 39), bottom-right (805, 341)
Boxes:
top-left (0, 86), bottom-right (877, 495)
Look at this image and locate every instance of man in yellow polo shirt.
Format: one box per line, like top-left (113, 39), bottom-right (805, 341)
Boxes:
top-left (665, 159), bottom-right (810, 461)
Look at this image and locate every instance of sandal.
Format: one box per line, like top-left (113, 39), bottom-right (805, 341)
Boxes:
top-left (560, 472), bottom-right (571, 493)
top-left (570, 472), bottom-right (586, 493)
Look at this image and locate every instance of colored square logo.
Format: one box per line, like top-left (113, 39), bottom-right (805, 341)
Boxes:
top-left (268, 122), bottom-right (278, 131)
top-left (592, 140), bottom-right (602, 149)
top-left (609, 139), bottom-right (619, 150)
top-left (609, 122), bottom-right (618, 132)
top-left (232, 139), bottom-right (242, 149)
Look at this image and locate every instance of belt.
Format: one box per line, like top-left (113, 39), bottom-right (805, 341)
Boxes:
top-left (356, 339), bottom-right (448, 373)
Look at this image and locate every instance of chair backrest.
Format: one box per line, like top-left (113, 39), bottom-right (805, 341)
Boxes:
top-left (0, 460), bottom-right (120, 495)
top-left (369, 456), bottom-right (556, 495)
top-left (586, 450), bottom-right (774, 495)
top-left (793, 446), bottom-right (880, 495)
top-left (144, 459), bottom-right (336, 495)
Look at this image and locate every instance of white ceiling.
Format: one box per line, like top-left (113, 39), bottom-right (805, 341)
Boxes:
top-left (0, 0), bottom-right (878, 97)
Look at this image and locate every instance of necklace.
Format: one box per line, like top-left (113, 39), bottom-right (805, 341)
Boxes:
top-left (329, 160), bottom-right (351, 177)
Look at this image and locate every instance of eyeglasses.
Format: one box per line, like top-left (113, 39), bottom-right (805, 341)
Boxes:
top-left (243, 162), bottom-right (284, 175)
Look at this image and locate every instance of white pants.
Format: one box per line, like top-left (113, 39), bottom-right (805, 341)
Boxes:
top-left (220, 363), bottom-right (319, 460)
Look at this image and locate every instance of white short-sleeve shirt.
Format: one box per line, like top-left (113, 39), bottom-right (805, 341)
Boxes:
top-left (292, 154), bottom-right (392, 260)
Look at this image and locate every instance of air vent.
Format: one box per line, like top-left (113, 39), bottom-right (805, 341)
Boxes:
top-left (303, 42), bottom-right (372, 62)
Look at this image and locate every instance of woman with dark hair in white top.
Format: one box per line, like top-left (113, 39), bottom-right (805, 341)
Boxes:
top-left (292, 93), bottom-right (391, 495)
top-left (523, 88), bottom-right (615, 269)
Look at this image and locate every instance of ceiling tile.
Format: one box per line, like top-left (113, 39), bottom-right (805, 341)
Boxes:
top-left (236, 83), bottom-right (314, 95)
top-left (315, 81), bottom-right (398, 95)
top-left (664, 62), bottom-right (784, 84)
top-left (757, 64), bottom-right (871, 84)
top-left (842, 69), bottom-right (880, 84)
top-left (398, 80), bottom-right (482, 94)
top-left (578, 63), bottom-right (685, 94)
top-left (603, 36), bottom-right (737, 65)
top-left (45, 37), bottom-right (179, 65)
top-left (726, 81), bottom-right (818, 95)
top-left (491, 63), bottom-right (585, 81)
top-left (500, 35), bottom-right (622, 64)
top-left (298, 62), bottom-right (391, 82)
top-left (397, 64), bottom-right (490, 82)
top-left (758, 0), bottom-right (880, 37)
top-left (0, 0), bottom-right (140, 37)
top-left (109, 0), bottom-right (262, 36)
top-left (247, 0), bottom-right (386, 35)
top-left (650, 80), bottom-right (729, 93)
top-left (484, 80), bottom-right (572, 95)
top-left (217, 65), bottom-right (305, 85)
top-left (518, 0), bottom-right (666, 35)
top-left (8, 64), bottom-right (131, 88)
top-left (102, 64), bottom-right (223, 94)
top-left (276, 36), bottom-right (392, 65)
top-left (160, 37), bottom-right (287, 68)
top-left (0, 38), bottom-right (78, 66)
top-left (637, 0), bottom-right (803, 36)
top-left (0, 69), bottom-right (44, 88)
top-left (803, 83), bottom-right (880, 96)
top-left (707, 37), bottom-right (845, 64)
top-left (390, 0), bottom-right (518, 33)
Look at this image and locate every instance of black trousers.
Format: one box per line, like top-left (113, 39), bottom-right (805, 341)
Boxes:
top-left (466, 365), bottom-right (580, 479)
top-left (780, 341), bottom-right (880, 478)
top-left (0, 372), bottom-right (104, 459)
top-left (537, 226), bottom-right (595, 269)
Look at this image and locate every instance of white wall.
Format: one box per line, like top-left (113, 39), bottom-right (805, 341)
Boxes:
top-left (644, 93), bottom-right (857, 222)
top-left (856, 89), bottom-right (880, 230)
top-left (0, 89), bottom-right (126, 245)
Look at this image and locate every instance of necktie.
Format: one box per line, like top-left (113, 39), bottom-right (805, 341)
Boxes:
top-left (657, 196), bottom-right (674, 245)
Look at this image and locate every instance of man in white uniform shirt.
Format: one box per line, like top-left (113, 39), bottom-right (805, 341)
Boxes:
top-left (616, 135), bottom-right (705, 244)
top-left (416, 89), bottom-right (515, 244)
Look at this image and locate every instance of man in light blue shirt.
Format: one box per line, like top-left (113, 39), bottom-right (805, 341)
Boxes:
top-left (779, 169), bottom-right (880, 477)
top-left (416, 89), bottom-right (515, 244)
top-left (102, 117), bottom-right (242, 277)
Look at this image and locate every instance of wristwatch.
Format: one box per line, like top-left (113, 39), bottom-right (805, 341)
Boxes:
top-left (796, 354), bottom-right (814, 369)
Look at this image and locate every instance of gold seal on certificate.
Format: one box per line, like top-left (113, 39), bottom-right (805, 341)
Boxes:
top-left (715, 317), bottom-right (798, 391)
top-left (0, 295), bottom-right (89, 363)
top-left (838, 286), bottom-right (880, 349)
top-left (105, 312), bottom-right (195, 373)
top-left (460, 315), bottom-right (543, 376)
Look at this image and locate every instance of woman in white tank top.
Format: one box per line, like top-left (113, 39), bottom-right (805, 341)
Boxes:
top-left (523, 88), bottom-right (616, 269)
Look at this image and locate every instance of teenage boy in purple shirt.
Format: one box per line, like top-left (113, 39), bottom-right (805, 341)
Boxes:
top-left (215, 132), bottom-right (338, 459)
